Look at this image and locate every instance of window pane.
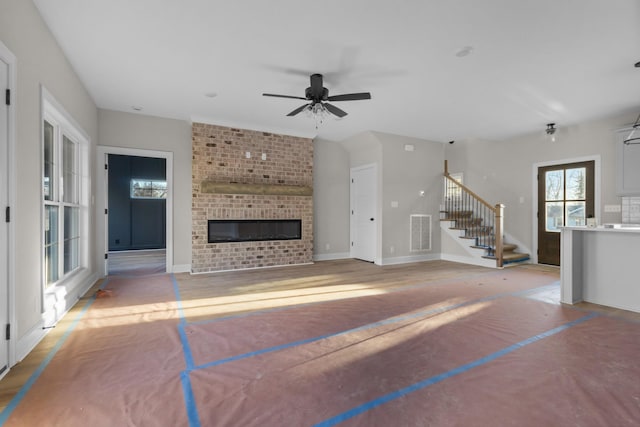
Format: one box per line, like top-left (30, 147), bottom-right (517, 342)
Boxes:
top-left (64, 238), bottom-right (79, 274)
top-left (566, 167), bottom-right (586, 200)
top-left (131, 179), bottom-right (167, 199)
top-left (545, 202), bottom-right (563, 232)
top-left (545, 170), bottom-right (564, 201)
top-left (45, 205), bottom-right (59, 285)
top-left (63, 136), bottom-right (78, 203)
top-left (64, 206), bottom-right (79, 239)
top-left (566, 201), bottom-right (586, 227)
top-left (44, 121), bottom-right (55, 201)
top-left (63, 207), bottom-right (80, 274)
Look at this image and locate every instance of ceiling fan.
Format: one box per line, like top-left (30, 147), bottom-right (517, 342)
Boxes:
top-left (263, 73), bottom-right (371, 118)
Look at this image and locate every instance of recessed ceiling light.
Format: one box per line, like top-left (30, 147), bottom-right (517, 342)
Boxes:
top-left (204, 92), bottom-right (218, 98)
top-left (455, 46), bottom-right (474, 58)
top-left (131, 106), bottom-right (143, 111)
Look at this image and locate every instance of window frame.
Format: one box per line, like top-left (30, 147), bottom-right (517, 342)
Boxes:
top-left (41, 89), bottom-right (91, 318)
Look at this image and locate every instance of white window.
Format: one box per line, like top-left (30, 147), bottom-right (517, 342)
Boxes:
top-left (130, 179), bottom-right (167, 199)
top-left (42, 96), bottom-right (89, 288)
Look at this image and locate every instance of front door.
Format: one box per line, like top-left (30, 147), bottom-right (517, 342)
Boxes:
top-left (351, 164), bottom-right (377, 262)
top-left (0, 54), bottom-right (10, 375)
top-left (538, 161), bottom-right (594, 265)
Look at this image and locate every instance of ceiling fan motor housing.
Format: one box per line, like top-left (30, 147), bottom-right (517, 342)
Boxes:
top-left (305, 85), bottom-right (328, 102)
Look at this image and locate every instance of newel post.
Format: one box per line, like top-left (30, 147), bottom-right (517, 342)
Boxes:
top-left (444, 159), bottom-right (449, 176)
top-left (495, 204), bottom-right (505, 268)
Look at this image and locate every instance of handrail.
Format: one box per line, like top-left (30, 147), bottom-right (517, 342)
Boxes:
top-left (443, 160), bottom-right (504, 268)
top-left (443, 174), bottom-right (496, 212)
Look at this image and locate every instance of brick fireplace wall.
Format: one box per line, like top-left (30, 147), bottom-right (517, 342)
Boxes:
top-left (192, 122), bottom-right (313, 273)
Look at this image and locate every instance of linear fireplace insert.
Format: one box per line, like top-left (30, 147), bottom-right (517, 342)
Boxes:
top-left (208, 219), bottom-right (302, 243)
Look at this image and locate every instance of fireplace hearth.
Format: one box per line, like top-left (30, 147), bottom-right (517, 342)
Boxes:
top-left (208, 219), bottom-right (302, 243)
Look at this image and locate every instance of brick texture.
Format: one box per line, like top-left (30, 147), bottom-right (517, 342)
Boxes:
top-left (192, 123), bottom-right (313, 272)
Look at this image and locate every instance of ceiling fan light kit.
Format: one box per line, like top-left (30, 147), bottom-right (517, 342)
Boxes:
top-left (546, 123), bottom-right (557, 142)
top-left (263, 73), bottom-right (371, 128)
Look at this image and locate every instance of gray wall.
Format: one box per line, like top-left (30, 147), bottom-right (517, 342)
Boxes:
top-left (445, 111), bottom-right (637, 259)
top-left (376, 132), bottom-right (444, 263)
top-left (312, 139), bottom-right (350, 259)
top-left (0, 0), bottom-right (98, 342)
top-left (97, 109), bottom-right (192, 270)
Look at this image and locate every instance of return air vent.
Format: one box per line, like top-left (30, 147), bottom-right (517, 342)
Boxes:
top-left (410, 214), bottom-right (432, 252)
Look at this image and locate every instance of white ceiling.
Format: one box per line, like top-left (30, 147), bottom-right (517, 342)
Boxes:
top-left (33, 0), bottom-right (640, 142)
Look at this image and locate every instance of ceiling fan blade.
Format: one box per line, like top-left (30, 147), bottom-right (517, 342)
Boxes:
top-left (286, 103), bottom-right (310, 116)
top-left (323, 103), bottom-right (348, 118)
top-left (327, 92), bottom-right (371, 102)
top-left (263, 93), bottom-right (307, 100)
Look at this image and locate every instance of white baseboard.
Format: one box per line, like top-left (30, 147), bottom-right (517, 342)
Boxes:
top-left (379, 253), bottom-right (441, 266)
top-left (16, 320), bottom-right (47, 363)
top-left (313, 252), bottom-right (350, 262)
top-left (172, 264), bottom-right (191, 273)
top-left (440, 253), bottom-right (497, 268)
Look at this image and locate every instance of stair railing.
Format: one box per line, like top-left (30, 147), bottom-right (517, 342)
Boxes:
top-left (444, 160), bottom-right (504, 267)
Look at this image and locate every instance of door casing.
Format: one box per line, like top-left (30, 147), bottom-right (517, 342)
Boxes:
top-left (97, 146), bottom-right (173, 276)
top-left (532, 156), bottom-right (601, 265)
top-left (0, 40), bottom-right (16, 373)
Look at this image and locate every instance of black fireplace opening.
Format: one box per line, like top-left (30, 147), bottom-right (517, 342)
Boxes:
top-left (208, 219), bottom-right (302, 243)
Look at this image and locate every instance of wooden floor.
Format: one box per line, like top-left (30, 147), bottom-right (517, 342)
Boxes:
top-left (108, 249), bottom-right (166, 275)
top-left (1, 259), bottom-right (639, 422)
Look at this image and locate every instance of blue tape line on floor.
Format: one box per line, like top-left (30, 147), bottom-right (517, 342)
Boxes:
top-left (313, 311), bottom-right (599, 427)
top-left (192, 282), bottom-right (560, 371)
top-left (172, 274), bottom-right (200, 427)
top-left (180, 370), bottom-right (201, 427)
top-left (0, 278), bottom-right (111, 426)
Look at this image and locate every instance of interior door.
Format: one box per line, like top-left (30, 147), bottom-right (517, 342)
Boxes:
top-left (351, 165), bottom-right (377, 262)
top-left (0, 56), bottom-right (10, 375)
top-left (538, 161), bottom-right (594, 265)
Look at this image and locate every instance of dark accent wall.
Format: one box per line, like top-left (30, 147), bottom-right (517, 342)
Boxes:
top-left (108, 154), bottom-right (166, 251)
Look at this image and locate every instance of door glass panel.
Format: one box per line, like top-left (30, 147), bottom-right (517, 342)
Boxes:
top-left (546, 202), bottom-right (564, 232)
top-left (44, 121), bottom-right (55, 201)
top-left (566, 167), bottom-right (586, 200)
top-left (545, 170), bottom-right (564, 201)
top-left (566, 201), bottom-right (586, 227)
top-left (44, 205), bottom-right (59, 285)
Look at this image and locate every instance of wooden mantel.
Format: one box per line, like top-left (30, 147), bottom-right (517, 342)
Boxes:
top-left (200, 181), bottom-right (313, 196)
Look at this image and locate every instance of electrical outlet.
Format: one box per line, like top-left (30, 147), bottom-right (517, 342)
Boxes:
top-left (604, 204), bottom-right (621, 213)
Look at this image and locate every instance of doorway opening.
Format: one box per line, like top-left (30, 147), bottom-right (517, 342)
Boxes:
top-left (107, 154), bottom-right (166, 275)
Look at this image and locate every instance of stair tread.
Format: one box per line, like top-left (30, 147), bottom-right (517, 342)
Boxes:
top-left (483, 252), bottom-right (530, 262)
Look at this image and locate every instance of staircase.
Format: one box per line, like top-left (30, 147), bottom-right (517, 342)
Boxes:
top-left (440, 209), bottom-right (530, 267)
top-left (442, 161), bottom-right (529, 268)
